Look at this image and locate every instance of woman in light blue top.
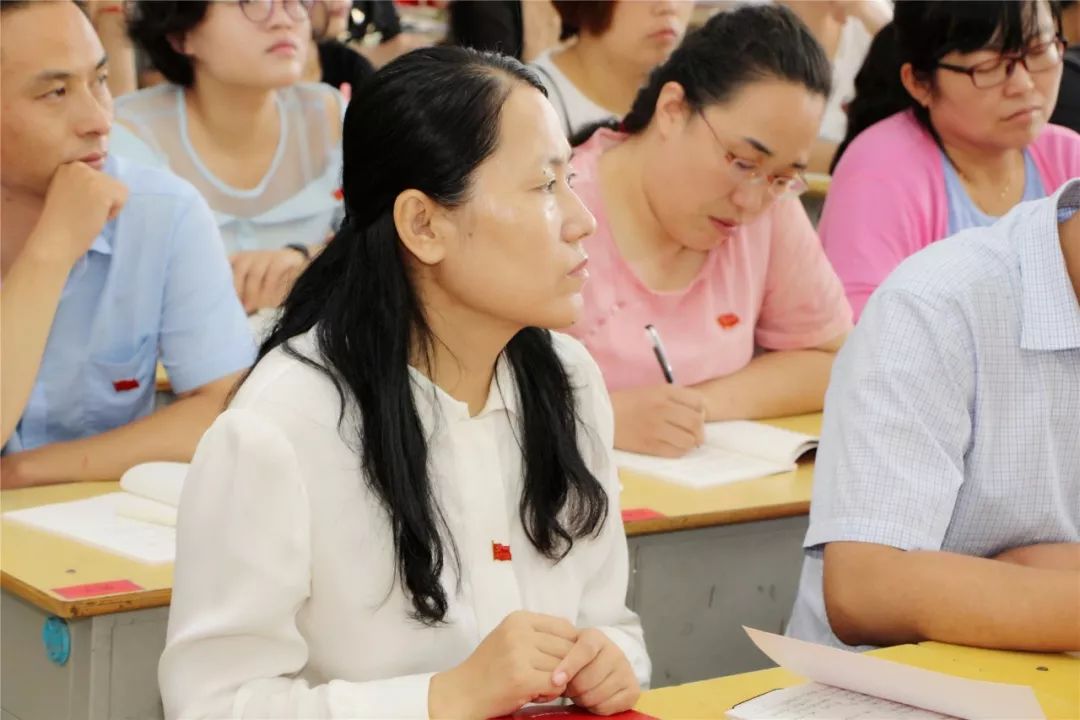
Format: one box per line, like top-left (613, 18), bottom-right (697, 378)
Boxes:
top-left (113, 0), bottom-right (344, 313)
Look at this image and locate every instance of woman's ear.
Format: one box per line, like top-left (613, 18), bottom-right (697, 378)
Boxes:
top-left (394, 189), bottom-right (448, 266)
top-left (652, 81), bottom-right (690, 140)
top-left (167, 32), bottom-right (190, 57)
top-left (899, 62), bottom-right (933, 109)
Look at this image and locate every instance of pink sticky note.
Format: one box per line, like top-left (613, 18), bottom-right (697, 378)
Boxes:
top-left (52, 579), bottom-right (143, 600)
top-left (621, 508), bottom-right (665, 523)
top-left (494, 706), bottom-right (660, 720)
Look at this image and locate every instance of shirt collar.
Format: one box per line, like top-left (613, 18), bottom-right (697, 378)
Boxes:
top-left (1017, 178), bottom-right (1080, 352)
top-left (409, 352), bottom-right (520, 428)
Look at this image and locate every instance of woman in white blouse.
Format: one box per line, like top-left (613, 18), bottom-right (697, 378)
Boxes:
top-left (159, 47), bottom-right (650, 719)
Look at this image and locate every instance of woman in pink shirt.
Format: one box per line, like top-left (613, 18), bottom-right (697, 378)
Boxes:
top-left (823, 0), bottom-right (1080, 320)
top-left (565, 5), bottom-right (853, 458)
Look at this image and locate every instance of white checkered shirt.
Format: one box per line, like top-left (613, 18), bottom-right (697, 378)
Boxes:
top-left (788, 178), bottom-right (1080, 649)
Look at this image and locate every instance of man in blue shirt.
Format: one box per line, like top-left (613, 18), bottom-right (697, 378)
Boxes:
top-left (1, 0), bottom-right (254, 488)
top-left (787, 179), bottom-right (1080, 652)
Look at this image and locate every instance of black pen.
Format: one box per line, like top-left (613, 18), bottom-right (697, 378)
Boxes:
top-left (645, 324), bottom-right (675, 384)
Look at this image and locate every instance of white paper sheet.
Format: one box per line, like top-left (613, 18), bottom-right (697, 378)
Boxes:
top-left (115, 493), bottom-right (178, 527)
top-left (614, 445), bottom-right (793, 488)
top-left (744, 628), bottom-right (1046, 720)
top-left (727, 682), bottom-right (955, 719)
top-left (4, 493), bottom-right (175, 564)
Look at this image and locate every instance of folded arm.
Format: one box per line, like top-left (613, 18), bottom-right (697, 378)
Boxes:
top-left (0, 373), bottom-right (240, 488)
top-left (824, 541), bottom-right (1080, 651)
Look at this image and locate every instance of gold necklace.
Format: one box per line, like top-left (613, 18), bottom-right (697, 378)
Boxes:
top-left (953, 156), bottom-right (1018, 204)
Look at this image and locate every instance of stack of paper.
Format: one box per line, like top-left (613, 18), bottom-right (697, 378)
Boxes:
top-left (728, 628), bottom-right (1046, 720)
top-left (615, 421), bottom-right (817, 488)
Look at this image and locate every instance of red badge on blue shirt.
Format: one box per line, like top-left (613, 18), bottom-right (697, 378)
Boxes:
top-left (112, 378), bottom-right (140, 392)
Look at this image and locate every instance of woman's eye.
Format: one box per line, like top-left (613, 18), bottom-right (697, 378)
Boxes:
top-left (43, 87), bottom-right (66, 99)
top-left (733, 159), bottom-right (757, 172)
top-left (566, 172), bottom-right (578, 189)
top-left (543, 179), bottom-right (557, 193)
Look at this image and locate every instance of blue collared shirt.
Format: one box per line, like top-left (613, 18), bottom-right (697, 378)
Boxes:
top-left (4, 156), bottom-right (256, 454)
top-left (787, 179), bottom-right (1080, 649)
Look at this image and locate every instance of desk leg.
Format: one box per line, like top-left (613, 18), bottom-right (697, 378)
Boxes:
top-left (1, 591), bottom-right (167, 720)
top-left (626, 515), bottom-right (809, 688)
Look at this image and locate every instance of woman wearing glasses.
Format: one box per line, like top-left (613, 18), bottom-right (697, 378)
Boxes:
top-left (565, 5), bottom-right (852, 459)
top-left (823, 0), bottom-right (1080, 321)
top-left (112, 0), bottom-right (344, 314)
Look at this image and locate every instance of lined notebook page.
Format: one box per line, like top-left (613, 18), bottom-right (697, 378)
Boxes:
top-left (727, 683), bottom-right (955, 720)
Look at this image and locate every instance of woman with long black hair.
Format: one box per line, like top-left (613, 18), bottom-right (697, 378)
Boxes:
top-left (159, 47), bottom-right (649, 720)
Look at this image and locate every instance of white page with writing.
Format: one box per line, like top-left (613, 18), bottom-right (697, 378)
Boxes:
top-left (727, 682), bottom-right (955, 719)
top-left (744, 628), bottom-right (1046, 720)
top-left (4, 492), bottom-right (175, 565)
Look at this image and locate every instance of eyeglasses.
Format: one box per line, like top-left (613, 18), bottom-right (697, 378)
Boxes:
top-left (237, 0), bottom-right (313, 25)
top-left (696, 111), bottom-right (808, 198)
top-left (936, 36), bottom-right (1066, 89)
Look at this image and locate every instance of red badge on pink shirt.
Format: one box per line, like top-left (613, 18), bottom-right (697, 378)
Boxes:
top-left (717, 313), bottom-right (740, 330)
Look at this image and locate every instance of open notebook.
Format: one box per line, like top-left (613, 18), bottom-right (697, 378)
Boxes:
top-left (614, 421), bottom-right (817, 489)
top-left (2, 462), bottom-right (187, 565)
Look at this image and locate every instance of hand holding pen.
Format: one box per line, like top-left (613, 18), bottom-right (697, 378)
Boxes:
top-left (607, 325), bottom-right (707, 458)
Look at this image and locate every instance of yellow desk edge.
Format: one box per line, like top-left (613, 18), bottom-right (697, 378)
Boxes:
top-left (636, 642), bottom-right (1080, 720)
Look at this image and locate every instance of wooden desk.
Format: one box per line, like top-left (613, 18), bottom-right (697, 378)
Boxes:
top-left (799, 173), bottom-right (831, 228)
top-left (636, 642), bottom-right (1080, 720)
top-left (621, 414), bottom-right (817, 536)
top-left (154, 363), bottom-right (169, 393)
top-left (621, 415), bottom-right (820, 687)
top-left (2, 482), bottom-right (171, 720)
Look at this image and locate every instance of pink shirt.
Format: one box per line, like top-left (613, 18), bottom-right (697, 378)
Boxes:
top-left (821, 110), bottom-right (1080, 320)
top-left (566, 130), bottom-right (854, 393)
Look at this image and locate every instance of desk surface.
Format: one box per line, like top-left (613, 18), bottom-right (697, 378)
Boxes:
top-left (621, 414), bottom-right (819, 536)
top-left (155, 363), bottom-right (170, 392)
top-left (1, 414), bottom-right (819, 617)
top-left (805, 172), bottom-right (831, 197)
top-left (636, 642), bottom-right (1080, 720)
top-left (1, 482), bottom-right (172, 618)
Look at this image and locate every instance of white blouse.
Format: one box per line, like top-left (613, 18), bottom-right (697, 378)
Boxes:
top-left (530, 52), bottom-right (618, 138)
top-left (111, 84), bottom-right (344, 255)
top-left (159, 329), bottom-right (649, 719)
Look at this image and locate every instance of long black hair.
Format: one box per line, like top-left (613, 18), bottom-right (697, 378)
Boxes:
top-left (833, 0), bottom-right (1065, 171)
top-left (571, 4), bottom-right (832, 146)
top-left (249, 46), bottom-right (608, 625)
